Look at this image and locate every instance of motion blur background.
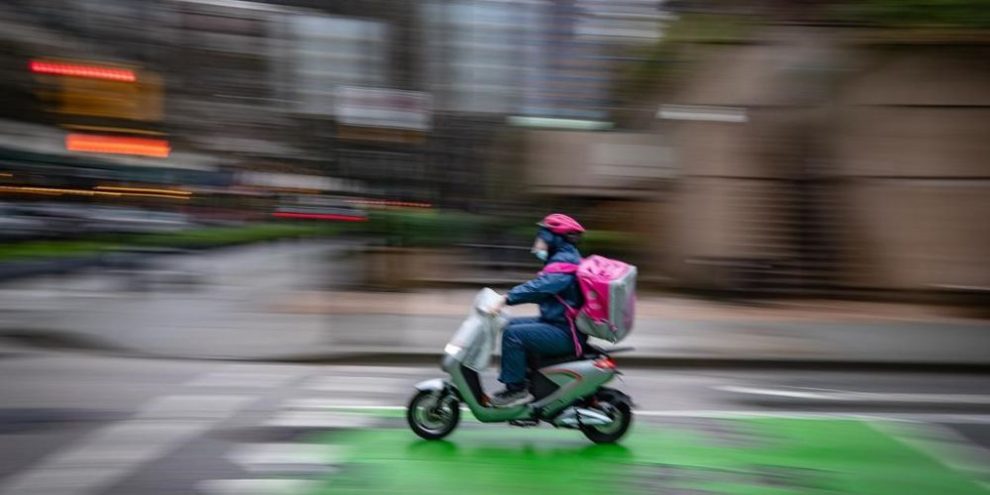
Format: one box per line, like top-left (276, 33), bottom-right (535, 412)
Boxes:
top-left (1, 2), bottom-right (990, 495)
top-left (1, 0), bottom-right (987, 303)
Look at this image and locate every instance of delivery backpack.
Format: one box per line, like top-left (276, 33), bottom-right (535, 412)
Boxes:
top-left (542, 255), bottom-right (637, 346)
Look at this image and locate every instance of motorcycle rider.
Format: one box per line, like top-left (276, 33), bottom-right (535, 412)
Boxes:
top-left (485, 213), bottom-right (586, 407)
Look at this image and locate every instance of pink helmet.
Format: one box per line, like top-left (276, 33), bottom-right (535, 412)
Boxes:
top-left (538, 213), bottom-right (585, 235)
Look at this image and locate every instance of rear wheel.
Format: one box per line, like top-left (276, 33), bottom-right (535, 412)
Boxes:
top-left (407, 390), bottom-right (460, 440)
top-left (580, 394), bottom-right (632, 444)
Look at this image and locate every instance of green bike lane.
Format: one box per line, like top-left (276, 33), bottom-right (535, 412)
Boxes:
top-left (294, 409), bottom-right (989, 495)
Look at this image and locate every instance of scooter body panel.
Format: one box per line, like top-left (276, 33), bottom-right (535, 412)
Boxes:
top-left (442, 351), bottom-right (615, 423)
top-left (444, 354), bottom-right (530, 422)
top-left (530, 359), bottom-right (615, 417)
top-left (414, 378), bottom-right (448, 393)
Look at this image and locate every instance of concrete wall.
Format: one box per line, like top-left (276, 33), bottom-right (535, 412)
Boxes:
top-left (832, 46), bottom-right (990, 290)
top-left (657, 32), bottom-right (826, 289)
top-left (657, 32), bottom-right (990, 292)
top-left (523, 30), bottom-right (989, 294)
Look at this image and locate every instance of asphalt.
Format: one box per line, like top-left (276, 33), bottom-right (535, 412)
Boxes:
top-left (2, 352), bottom-right (990, 495)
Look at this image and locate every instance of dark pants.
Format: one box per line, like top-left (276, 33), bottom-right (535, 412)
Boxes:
top-left (498, 316), bottom-right (580, 390)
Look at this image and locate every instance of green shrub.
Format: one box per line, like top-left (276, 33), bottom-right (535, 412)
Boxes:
top-left (0, 241), bottom-right (114, 262)
top-left (833, 0), bottom-right (990, 29)
top-left (0, 223), bottom-right (332, 263)
top-left (367, 210), bottom-right (489, 248)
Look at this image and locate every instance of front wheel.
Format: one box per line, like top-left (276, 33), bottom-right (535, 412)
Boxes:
top-left (581, 396), bottom-right (632, 444)
top-left (407, 390), bottom-right (460, 440)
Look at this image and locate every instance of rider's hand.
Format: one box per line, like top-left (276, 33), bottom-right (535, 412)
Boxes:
top-left (483, 295), bottom-right (507, 316)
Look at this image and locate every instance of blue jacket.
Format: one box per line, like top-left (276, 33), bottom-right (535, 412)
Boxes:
top-left (505, 240), bottom-right (584, 329)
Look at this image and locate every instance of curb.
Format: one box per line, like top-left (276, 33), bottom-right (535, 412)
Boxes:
top-left (278, 351), bottom-right (990, 373)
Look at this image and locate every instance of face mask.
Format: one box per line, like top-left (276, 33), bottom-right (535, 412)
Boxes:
top-left (533, 250), bottom-right (548, 262)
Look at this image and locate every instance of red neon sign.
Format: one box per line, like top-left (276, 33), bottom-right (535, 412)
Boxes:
top-left (30, 60), bottom-right (136, 82)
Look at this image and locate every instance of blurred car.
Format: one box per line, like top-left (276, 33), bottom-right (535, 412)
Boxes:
top-left (0, 203), bottom-right (49, 240)
top-left (12, 202), bottom-right (92, 237)
top-left (272, 196), bottom-right (367, 222)
top-left (83, 207), bottom-right (194, 234)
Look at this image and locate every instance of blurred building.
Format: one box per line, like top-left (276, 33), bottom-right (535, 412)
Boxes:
top-left (507, 1), bottom-right (989, 298)
top-left (0, 0), bottom-right (220, 189)
top-left (0, 0), bottom-right (665, 206)
top-left (3, 0), bottom-right (984, 298)
top-left (420, 0), bottom-right (667, 209)
top-left (640, 3), bottom-right (990, 295)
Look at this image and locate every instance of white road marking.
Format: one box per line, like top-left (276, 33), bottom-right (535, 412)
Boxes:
top-left (291, 403), bottom-right (407, 411)
top-left (226, 443), bottom-right (346, 473)
top-left (138, 395), bottom-right (258, 419)
top-left (264, 411), bottom-right (376, 429)
top-left (279, 404), bottom-right (990, 424)
top-left (197, 479), bottom-right (319, 495)
top-left (717, 386), bottom-right (990, 405)
top-left (869, 422), bottom-right (990, 489)
top-left (318, 365), bottom-right (431, 374)
top-left (0, 395), bottom-right (253, 495)
top-left (632, 410), bottom-right (990, 423)
top-left (185, 371), bottom-right (299, 388)
top-left (284, 397), bottom-right (396, 410)
top-left (299, 376), bottom-right (408, 393)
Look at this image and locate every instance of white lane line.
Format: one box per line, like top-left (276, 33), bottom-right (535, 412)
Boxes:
top-left (632, 411), bottom-right (990, 423)
top-left (185, 371), bottom-right (298, 388)
top-left (264, 396), bottom-right (396, 429)
top-left (264, 411), bottom-right (376, 429)
top-left (138, 395), bottom-right (259, 419)
top-left (226, 443), bottom-right (346, 473)
top-left (274, 404), bottom-right (990, 424)
top-left (197, 479), bottom-right (319, 495)
top-left (0, 395), bottom-right (253, 495)
top-left (318, 365), bottom-right (431, 374)
top-left (284, 398), bottom-right (395, 410)
top-left (717, 386), bottom-right (990, 404)
top-left (299, 376), bottom-right (408, 393)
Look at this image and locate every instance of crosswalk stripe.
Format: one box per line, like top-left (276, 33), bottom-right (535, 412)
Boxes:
top-left (226, 443), bottom-right (346, 473)
top-left (0, 395), bottom-right (253, 495)
top-left (185, 371), bottom-right (299, 388)
top-left (197, 479), bottom-right (319, 495)
top-left (284, 397), bottom-right (396, 410)
top-left (264, 411), bottom-right (377, 429)
top-left (317, 365), bottom-right (431, 374)
top-left (299, 376), bottom-right (408, 393)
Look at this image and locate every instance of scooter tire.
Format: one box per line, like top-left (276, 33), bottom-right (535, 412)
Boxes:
top-left (407, 390), bottom-right (460, 440)
top-left (580, 400), bottom-right (632, 444)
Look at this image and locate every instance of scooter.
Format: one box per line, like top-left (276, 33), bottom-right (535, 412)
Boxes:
top-left (406, 289), bottom-right (634, 444)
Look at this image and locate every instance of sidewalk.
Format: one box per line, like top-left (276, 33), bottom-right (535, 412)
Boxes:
top-left (267, 289), bottom-right (990, 368)
top-left (0, 240), bottom-right (987, 368)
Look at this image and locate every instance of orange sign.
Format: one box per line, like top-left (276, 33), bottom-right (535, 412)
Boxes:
top-left (66, 134), bottom-right (171, 158)
top-left (57, 72), bottom-right (163, 122)
top-left (31, 59), bottom-right (163, 123)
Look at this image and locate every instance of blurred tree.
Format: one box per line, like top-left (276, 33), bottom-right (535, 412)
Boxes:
top-left (833, 0), bottom-right (990, 29)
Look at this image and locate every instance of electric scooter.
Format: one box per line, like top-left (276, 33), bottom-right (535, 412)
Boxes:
top-left (406, 289), bottom-right (634, 444)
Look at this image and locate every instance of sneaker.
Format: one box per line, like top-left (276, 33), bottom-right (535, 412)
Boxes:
top-left (490, 388), bottom-right (534, 408)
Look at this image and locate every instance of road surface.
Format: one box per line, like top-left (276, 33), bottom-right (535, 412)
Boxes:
top-left (1, 348), bottom-right (988, 494)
